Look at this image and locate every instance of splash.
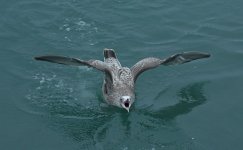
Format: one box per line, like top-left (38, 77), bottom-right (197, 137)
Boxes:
top-left (59, 18), bottom-right (98, 45)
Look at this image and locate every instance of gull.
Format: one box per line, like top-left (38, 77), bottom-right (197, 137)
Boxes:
top-left (35, 48), bottom-right (210, 112)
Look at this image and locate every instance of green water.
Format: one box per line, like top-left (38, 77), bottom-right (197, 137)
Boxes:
top-left (1, 0), bottom-right (243, 149)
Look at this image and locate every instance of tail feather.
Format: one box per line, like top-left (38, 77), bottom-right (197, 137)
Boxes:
top-left (104, 48), bottom-right (117, 59)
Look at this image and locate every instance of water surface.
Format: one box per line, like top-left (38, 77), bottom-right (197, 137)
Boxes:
top-left (1, 0), bottom-right (243, 149)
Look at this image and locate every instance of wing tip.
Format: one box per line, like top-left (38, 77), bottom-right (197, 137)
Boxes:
top-left (200, 52), bottom-right (211, 59)
top-left (183, 51), bottom-right (211, 58)
top-left (205, 53), bottom-right (211, 58)
top-left (34, 56), bottom-right (52, 61)
top-left (34, 56), bottom-right (44, 61)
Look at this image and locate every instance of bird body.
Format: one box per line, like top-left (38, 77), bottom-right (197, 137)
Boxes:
top-left (102, 50), bottom-right (135, 112)
top-left (35, 49), bottom-right (210, 112)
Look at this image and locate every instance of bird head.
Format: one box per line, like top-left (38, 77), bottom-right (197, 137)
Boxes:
top-left (120, 96), bottom-right (132, 112)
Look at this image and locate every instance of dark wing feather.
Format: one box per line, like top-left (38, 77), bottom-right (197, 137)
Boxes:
top-left (131, 51), bottom-right (210, 82)
top-left (161, 51), bottom-right (210, 65)
top-left (34, 55), bottom-right (110, 72)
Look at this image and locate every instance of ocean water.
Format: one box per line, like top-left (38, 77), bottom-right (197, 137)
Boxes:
top-left (1, 0), bottom-right (243, 149)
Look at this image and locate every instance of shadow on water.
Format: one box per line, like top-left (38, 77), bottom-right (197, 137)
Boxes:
top-left (26, 73), bottom-right (208, 149)
top-left (143, 82), bottom-right (207, 121)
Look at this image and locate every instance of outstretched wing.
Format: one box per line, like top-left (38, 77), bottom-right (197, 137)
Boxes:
top-left (131, 51), bottom-right (210, 81)
top-left (161, 51), bottom-right (210, 65)
top-left (130, 57), bottom-right (163, 82)
top-left (34, 55), bottom-right (110, 72)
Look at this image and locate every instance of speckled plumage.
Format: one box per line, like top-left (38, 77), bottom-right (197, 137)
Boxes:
top-left (102, 54), bottom-right (135, 108)
top-left (35, 49), bottom-right (210, 112)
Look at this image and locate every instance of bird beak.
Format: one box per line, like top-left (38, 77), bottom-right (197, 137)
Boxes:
top-left (122, 103), bottom-right (130, 113)
top-left (121, 98), bottom-right (131, 113)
